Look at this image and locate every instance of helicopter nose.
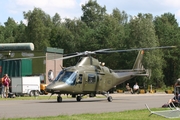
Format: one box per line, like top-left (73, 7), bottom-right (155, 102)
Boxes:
top-left (45, 84), bottom-right (54, 92)
top-left (45, 82), bottom-right (68, 93)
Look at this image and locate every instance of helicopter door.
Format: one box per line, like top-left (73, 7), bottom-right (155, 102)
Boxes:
top-left (73, 74), bottom-right (83, 92)
top-left (83, 73), bottom-right (97, 92)
top-left (101, 75), bottom-right (112, 91)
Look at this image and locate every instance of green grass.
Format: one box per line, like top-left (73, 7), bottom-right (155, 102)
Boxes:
top-left (1, 108), bottom-right (180, 120)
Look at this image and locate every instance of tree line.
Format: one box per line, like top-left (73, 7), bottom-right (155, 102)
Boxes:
top-left (0, 0), bottom-right (180, 88)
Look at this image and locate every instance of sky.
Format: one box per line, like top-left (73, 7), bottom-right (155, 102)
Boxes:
top-left (1, 0), bottom-right (180, 25)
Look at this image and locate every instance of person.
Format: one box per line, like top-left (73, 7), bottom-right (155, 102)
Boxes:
top-left (2, 74), bottom-right (11, 98)
top-left (133, 82), bottom-right (139, 93)
top-left (168, 92), bottom-right (180, 106)
top-left (48, 70), bottom-right (54, 82)
top-left (126, 83), bottom-right (133, 93)
top-left (1, 76), bottom-right (5, 98)
top-left (174, 78), bottom-right (180, 86)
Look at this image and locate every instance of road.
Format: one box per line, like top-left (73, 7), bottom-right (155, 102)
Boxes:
top-left (0, 93), bottom-right (174, 119)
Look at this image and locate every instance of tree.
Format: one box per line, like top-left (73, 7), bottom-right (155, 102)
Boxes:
top-left (81, 0), bottom-right (106, 27)
top-left (14, 21), bottom-right (26, 43)
top-left (3, 17), bottom-right (18, 43)
top-left (128, 13), bottom-right (164, 87)
top-left (23, 8), bottom-right (52, 50)
top-left (112, 8), bottom-right (128, 25)
top-left (154, 13), bottom-right (180, 86)
top-left (49, 13), bottom-right (62, 47)
top-left (0, 24), bottom-right (4, 42)
top-left (52, 13), bottom-right (61, 27)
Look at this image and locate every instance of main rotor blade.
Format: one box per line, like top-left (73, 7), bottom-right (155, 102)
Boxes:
top-left (53, 46), bottom-right (176, 60)
top-left (63, 53), bottom-right (78, 57)
top-left (55, 54), bottom-right (83, 60)
top-left (96, 46), bottom-right (176, 54)
top-left (93, 48), bottom-right (113, 52)
top-left (63, 48), bottom-right (112, 57)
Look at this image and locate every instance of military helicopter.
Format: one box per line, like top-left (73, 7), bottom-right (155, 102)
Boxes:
top-left (45, 46), bottom-right (175, 102)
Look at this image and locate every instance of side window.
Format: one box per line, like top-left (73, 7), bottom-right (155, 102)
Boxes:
top-left (96, 66), bottom-right (101, 70)
top-left (78, 74), bottom-right (83, 84)
top-left (88, 74), bottom-right (96, 83)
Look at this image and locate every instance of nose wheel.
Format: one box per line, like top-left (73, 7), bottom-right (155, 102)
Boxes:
top-left (57, 95), bottom-right (62, 102)
top-left (76, 96), bottom-right (82, 102)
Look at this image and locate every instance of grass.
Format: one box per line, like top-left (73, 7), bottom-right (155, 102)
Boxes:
top-left (1, 108), bottom-right (180, 120)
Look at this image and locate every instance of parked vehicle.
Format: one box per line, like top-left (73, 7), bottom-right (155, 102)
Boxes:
top-left (11, 76), bottom-right (40, 97)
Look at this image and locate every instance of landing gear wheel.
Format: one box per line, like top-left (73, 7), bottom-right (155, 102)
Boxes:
top-left (57, 96), bottom-right (62, 102)
top-left (40, 90), bottom-right (45, 95)
top-left (29, 91), bottom-right (34, 97)
top-left (76, 96), bottom-right (81, 102)
top-left (107, 96), bottom-right (113, 102)
top-left (34, 91), bottom-right (39, 96)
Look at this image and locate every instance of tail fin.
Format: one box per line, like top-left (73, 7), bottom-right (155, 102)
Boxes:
top-left (133, 50), bottom-right (144, 70)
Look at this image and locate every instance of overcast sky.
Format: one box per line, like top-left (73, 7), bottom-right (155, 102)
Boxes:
top-left (0, 0), bottom-right (180, 25)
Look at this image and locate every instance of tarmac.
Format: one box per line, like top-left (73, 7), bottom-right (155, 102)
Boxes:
top-left (0, 92), bottom-right (174, 119)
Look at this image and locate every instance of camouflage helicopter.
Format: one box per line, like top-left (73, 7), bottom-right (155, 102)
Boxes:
top-left (45, 46), bottom-right (175, 102)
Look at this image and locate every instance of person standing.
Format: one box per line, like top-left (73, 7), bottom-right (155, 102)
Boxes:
top-left (1, 75), bottom-right (5, 98)
top-left (175, 78), bottom-right (180, 86)
top-left (2, 74), bottom-right (11, 98)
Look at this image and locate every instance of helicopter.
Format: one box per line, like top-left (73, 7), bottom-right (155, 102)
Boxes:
top-left (45, 46), bottom-right (176, 102)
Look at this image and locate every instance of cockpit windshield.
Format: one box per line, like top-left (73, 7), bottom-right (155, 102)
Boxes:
top-left (54, 70), bottom-right (77, 85)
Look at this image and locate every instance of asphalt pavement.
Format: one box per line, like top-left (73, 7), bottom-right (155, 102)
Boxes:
top-left (0, 92), bottom-right (174, 119)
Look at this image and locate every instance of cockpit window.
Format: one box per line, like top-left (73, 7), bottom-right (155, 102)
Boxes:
top-left (54, 70), bottom-right (63, 81)
top-left (54, 70), bottom-right (77, 85)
